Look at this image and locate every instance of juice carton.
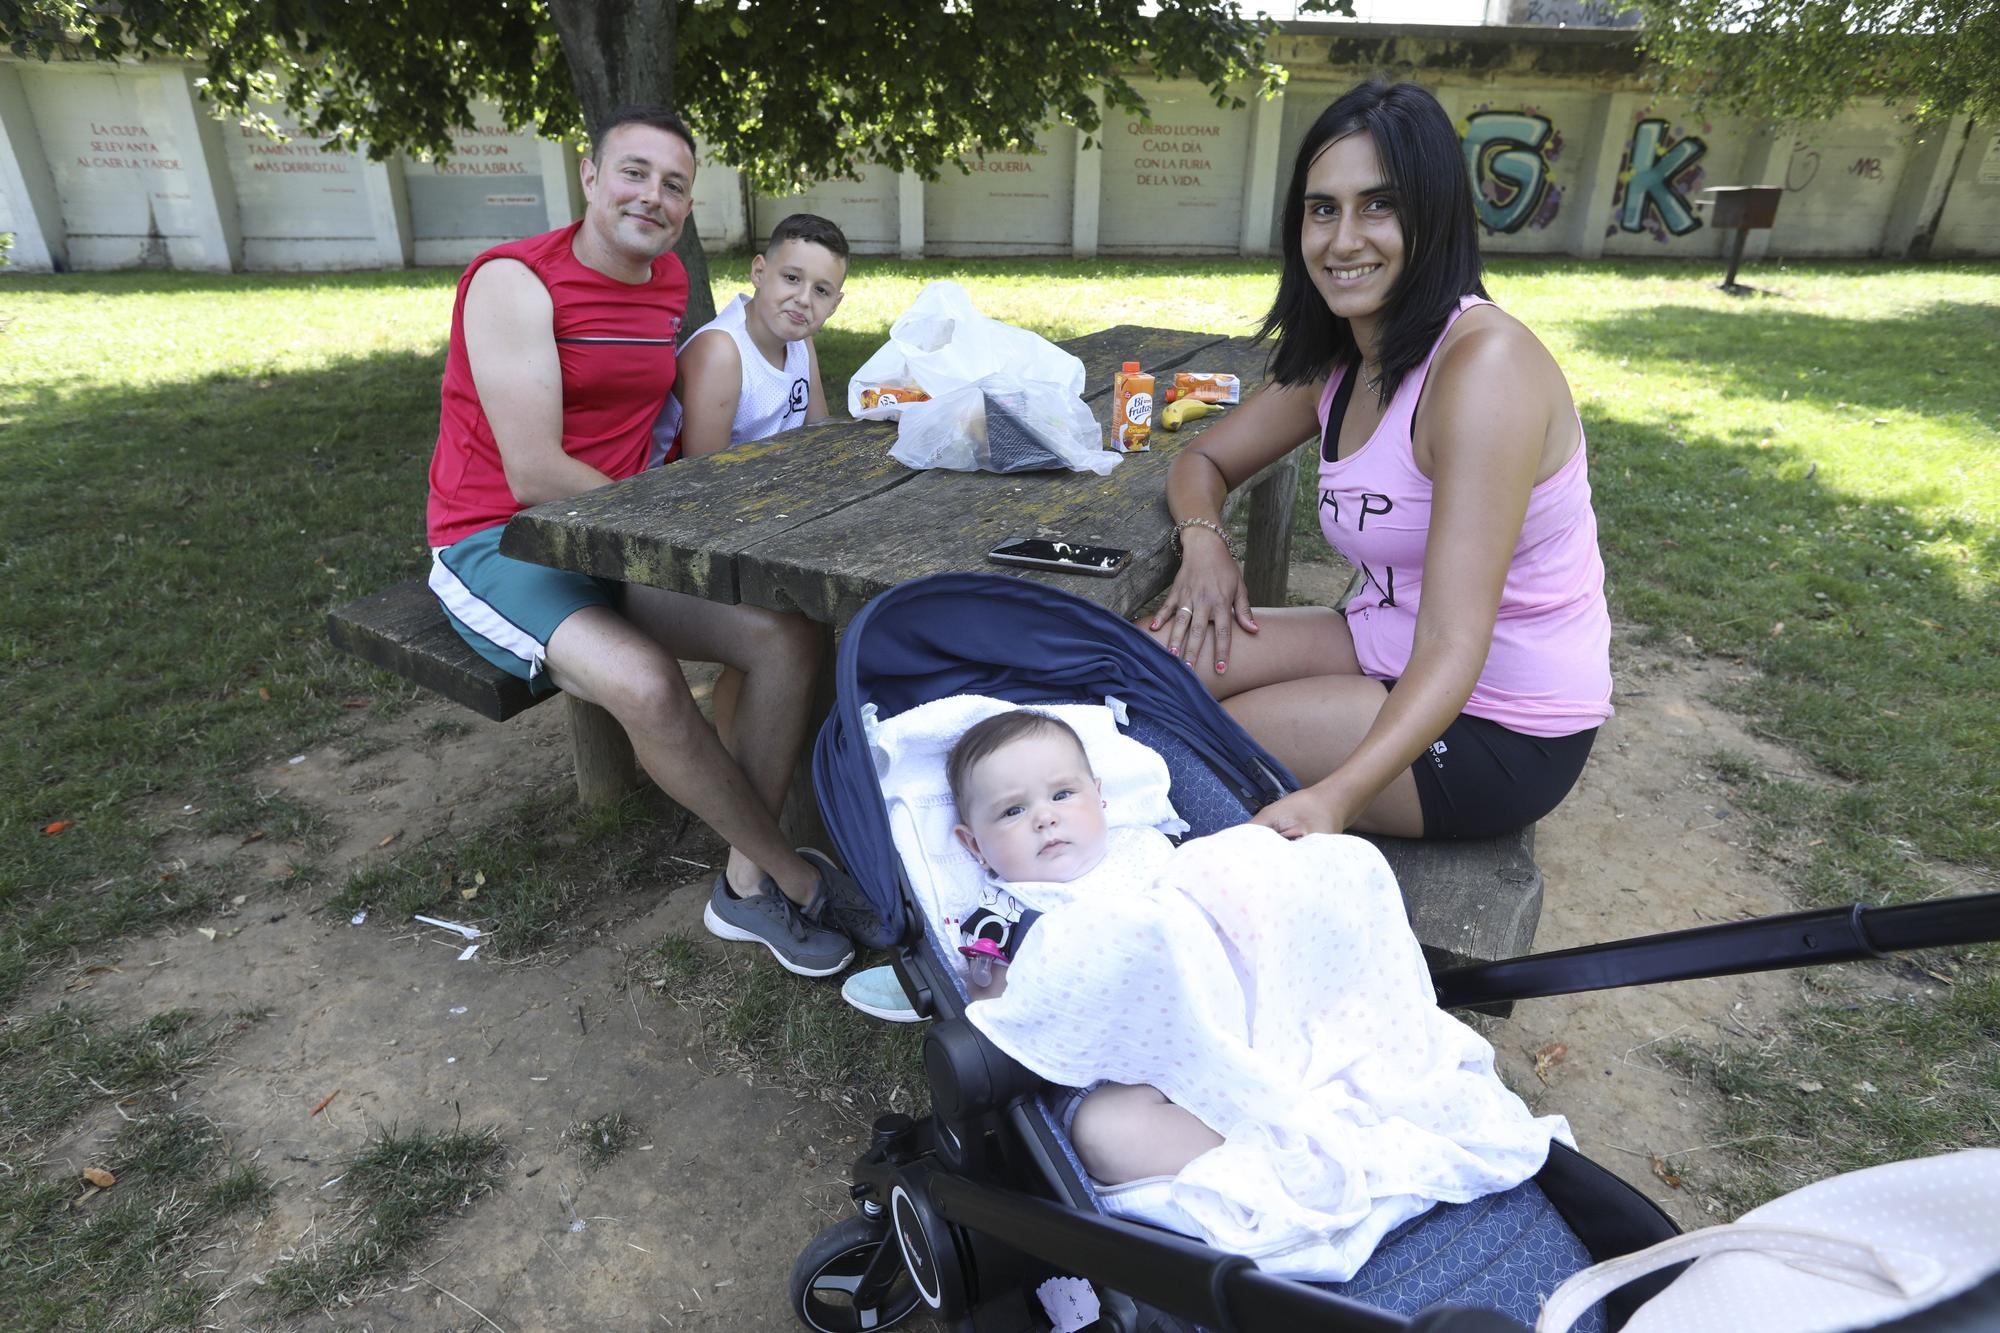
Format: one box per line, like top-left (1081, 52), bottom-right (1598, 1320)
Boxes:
top-left (1113, 361), bottom-right (1154, 452)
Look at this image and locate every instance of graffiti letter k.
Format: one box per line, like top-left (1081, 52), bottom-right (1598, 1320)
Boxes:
top-left (1620, 119), bottom-right (1705, 236)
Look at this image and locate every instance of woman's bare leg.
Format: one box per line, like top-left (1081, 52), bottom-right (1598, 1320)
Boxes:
top-left (1145, 606), bottom-right (1424, 835)
top-left (1071, 1083), bottom-right (1223, 1184)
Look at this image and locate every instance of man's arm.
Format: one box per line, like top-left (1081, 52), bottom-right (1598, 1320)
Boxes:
top-left (674, 329), bottom-right (745, 459)
top-left (462, 258), bottom-right (616, 505)
top-left (805, 338), bottom-right (830, 425)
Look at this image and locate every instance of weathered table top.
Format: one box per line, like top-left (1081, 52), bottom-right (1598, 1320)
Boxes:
top-left (499, 325), bottom-right (1283, 625)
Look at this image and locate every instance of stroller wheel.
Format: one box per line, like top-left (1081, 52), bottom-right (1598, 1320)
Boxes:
top-left (790, 1213), bottom-right (924, 1332)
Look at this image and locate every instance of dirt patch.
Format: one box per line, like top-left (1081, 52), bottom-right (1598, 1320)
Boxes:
top-left (22, 599), bottom-right (1834, 1326)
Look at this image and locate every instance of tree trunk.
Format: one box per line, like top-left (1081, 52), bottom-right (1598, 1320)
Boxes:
top-left (547, 0), bottom-right (716, 328)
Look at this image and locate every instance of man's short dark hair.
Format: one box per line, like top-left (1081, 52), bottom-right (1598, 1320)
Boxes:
top-left (765, 213), bottom-right (850, 261)
top-left (947, 710), bottom-right (1091, 816)
top-left (592, 105), bottom-right (697, 164)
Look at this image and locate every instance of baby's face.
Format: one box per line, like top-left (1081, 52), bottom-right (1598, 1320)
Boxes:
top-left (953, 732), bottom-right (1108, 883)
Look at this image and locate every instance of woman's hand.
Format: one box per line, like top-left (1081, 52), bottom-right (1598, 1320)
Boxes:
top-left (1251, 786), bottom-right (1350, 839)
top-left (1149, 531), bottom-right (1258, 675)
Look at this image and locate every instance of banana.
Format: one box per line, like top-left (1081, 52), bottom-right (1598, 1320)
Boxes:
top-left (1161, 398), bottom-right (1222, 431)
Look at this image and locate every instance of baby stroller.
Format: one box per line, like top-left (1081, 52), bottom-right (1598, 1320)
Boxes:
top-left (794, 572), bottom-right (2000, 1333)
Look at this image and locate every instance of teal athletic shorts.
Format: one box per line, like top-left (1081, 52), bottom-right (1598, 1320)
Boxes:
top-left (428, 524), bottom-right (620, 695)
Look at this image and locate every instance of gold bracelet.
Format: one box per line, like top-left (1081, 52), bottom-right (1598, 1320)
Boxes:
top-left (1172, 516), bottom-right (1235, 560)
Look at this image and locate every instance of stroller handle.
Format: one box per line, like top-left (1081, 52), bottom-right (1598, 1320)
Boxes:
top-left (1432, 892), bottom-right (2000, 1010)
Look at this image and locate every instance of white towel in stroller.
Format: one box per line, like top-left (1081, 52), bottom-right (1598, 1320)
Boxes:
top-left (967, 822), bottom-right (1572, 1282)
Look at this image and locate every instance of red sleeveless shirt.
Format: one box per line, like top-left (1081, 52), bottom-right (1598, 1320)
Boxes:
top-left (426, 222), bottom-right (688, 547)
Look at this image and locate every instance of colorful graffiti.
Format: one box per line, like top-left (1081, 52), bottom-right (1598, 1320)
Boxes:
top-left (1613, 118), bottom-right (1707, 240)
top-left (1462, 109), bottom-right (1563, 234)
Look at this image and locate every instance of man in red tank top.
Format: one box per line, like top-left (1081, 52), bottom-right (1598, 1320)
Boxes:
top-left (426, 106), bottom-right (879, 978)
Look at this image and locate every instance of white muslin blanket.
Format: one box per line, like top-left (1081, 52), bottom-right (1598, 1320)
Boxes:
top-left (968, 822), bottom-right (1571, 1281)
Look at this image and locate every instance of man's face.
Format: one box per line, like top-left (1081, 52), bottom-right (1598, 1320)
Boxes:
top-left (747, 239), bottom-right (846, 342)
top-left (580, 124), bottom-right (696, 263)
top-left (953, 732), bottom-right (1108, 884)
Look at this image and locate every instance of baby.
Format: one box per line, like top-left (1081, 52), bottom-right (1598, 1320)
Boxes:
top-left (946, 709), bottom-right (1223, 1186)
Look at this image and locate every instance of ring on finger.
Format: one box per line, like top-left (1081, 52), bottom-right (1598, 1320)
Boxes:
top-left (1177, 605), bottom-right (1194, 618)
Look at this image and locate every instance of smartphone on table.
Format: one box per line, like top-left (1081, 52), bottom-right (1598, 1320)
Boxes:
top-left (986, 536), bottom-right (1131, 578)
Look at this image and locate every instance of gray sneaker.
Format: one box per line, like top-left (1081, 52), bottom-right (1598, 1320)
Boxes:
top-left (798, 848), bottom-right (898, 950)
top-left (703, 872), bottom-right (854, 977)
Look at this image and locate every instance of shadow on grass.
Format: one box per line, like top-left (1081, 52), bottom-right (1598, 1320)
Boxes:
top-left (1582, 396), bottom-right (1996, 875)
top-left (1, 348), bottom-right (451, 1003)
top-left (1573, 298), bottom-right (2000, 433)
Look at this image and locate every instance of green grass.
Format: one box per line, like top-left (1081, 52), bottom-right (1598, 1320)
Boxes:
top-left (0, 1008), bottom-right (267, 1331)
top-left (0, 1006), bottom-right (252, 1148)
top-left (563, 1110), bottom-right (642, 1169)
top-left (2, 256), bottom-right (1995, 1221)
top-left (260, 1123), bottom-right (505, 1315)
top-left (327, 786), bottom-right (712, 957)
top-left (643, 934), bottom-right (928, 1119)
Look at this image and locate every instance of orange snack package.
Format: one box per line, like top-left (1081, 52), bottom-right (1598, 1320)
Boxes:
top-left (1172, 372), bottom-right (1242, 405)
top-left (860, 386), bottom-right (932, 410)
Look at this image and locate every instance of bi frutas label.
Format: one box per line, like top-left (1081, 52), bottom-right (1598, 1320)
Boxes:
top-left (1119, 389), bottom-right (1153, 452)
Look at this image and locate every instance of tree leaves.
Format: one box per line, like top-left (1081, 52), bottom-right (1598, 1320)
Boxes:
top-left (1620, 0), bottom-right (2000, 124)
top-left (1, 0), bottom-right (1351, 188)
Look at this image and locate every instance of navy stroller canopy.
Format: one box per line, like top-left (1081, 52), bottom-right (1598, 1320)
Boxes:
top-left (812, 572), bottom-right (1294, 941)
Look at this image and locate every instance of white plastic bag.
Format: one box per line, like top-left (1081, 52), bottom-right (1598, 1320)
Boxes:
top-left (848, 281), bottom-right (1087, 421)
top-left (889, 374), bottom-right (1118, 476)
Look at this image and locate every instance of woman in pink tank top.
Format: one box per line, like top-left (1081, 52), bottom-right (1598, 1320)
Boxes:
top-left (1151, 80), bottom-right (1612, 841)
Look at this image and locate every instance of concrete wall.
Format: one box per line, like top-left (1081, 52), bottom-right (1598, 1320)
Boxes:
top-left (3, 25), bottom-right (1993, 274)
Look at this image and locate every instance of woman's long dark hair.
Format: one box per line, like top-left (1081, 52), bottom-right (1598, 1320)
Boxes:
top-left (1258, 80), bottom-right (1486, 405)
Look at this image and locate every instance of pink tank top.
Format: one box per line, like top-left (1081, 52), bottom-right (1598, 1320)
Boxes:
top-left (1315, 297), bottom-right (1612, 737)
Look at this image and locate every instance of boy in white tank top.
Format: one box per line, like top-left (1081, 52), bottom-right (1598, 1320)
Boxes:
top-left (673, 213), bottom-right (848, 456)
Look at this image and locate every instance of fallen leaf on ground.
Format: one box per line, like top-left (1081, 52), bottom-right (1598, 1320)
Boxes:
top-left (83, 1167), bottom-right (116, 1188)
top-left (340, 697), bottom-right (373, 709)
top-left (1532, 1041), bottom-right (1569, 1083)
top-left (240, 831), bottom-right (265, 846)
top-left (1649, 1155), bottom-right (1683, 1189)
top-left (1796, 1079), bottom-right (1824, 1093)
top-left (41, 820), bottom-right (73, 835)
top-left (231, 894), bottom-right (247, 906)
top-left (376, 831), bottom-right (400, 849)
top-left (257, 687), bottom-right (270, 700)
top-left (196, 927), bottom-right (217, 942)
top-left (1770, 621), bottom-right (1786, 637)
top-left (309, 1088), bottom-right (340, 1117)
top-left (460, 886), bottom-right (478, 900)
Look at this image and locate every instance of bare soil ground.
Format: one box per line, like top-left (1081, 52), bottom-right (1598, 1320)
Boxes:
top-left (27, 574), bottom-right (1836, 1330)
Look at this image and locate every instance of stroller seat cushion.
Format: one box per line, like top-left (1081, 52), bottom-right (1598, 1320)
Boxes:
top-left (864, 694), bottom-right (1187, 958)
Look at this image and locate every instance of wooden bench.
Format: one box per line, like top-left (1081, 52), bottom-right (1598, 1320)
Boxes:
top-left (325, 578), bottom-right (640, 805)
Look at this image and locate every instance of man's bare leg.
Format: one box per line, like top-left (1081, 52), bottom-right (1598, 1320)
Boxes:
top-left (618, 586), bottom-right (820, 896)
top-left (543, 604), bottom-right (820, 906)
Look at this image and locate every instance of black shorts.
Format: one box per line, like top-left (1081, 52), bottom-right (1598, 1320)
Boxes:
top-left (1380, 679), bottom-right (1597, 839)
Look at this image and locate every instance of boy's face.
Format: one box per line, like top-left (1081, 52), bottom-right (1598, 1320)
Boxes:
top-left (953, 732), bottom-right (1108, 884)
top-left (748, 238), bottom-right (846, 341)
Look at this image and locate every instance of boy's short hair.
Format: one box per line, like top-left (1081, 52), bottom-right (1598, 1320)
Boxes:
top-left (765, 212), bottom-right (850, 262)
top-left (592, 104), bottom-right (697, 163)
top-left (946, 710), bottom-right (1092, 815)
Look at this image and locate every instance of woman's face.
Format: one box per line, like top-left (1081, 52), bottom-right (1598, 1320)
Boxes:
top-left (1301, 131), bottom-right (1405, 327)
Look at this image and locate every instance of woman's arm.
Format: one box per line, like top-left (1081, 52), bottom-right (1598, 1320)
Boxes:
top-left (1156, 378), bottom-right (1325, 671)
top-left (1254, 320), bottom-right (1556, 836)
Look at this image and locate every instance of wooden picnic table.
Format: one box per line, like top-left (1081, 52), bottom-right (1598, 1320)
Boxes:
top-left (498, 324), bottom-right (1545, 972)
top-left (499, 325), bottom-right (1301, 631)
